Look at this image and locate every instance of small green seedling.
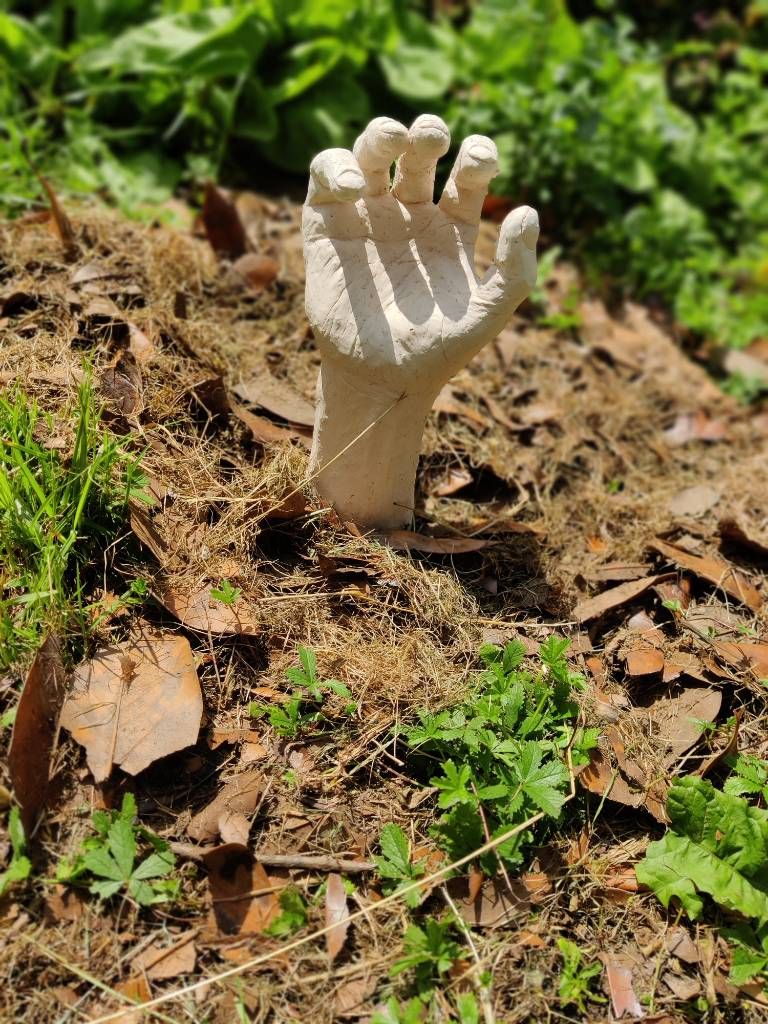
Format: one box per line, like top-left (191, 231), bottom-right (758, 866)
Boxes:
top-left (57, 793), bottom-right (179, 906)
top-left (557, 938), bottom-right (606, 1013)
top-left (211, 578), bottom-right (241, 605)
top-left (373, 823), bottom-right (427, 908)
top-left (0, 807), bottom-right (32, 897)
top-left (249, 645), bottom-right (355, 738)
top-left (264, 886), bottom-right (307, 937)
top-left (390, 917), bottom-right (463, 993)
top-left (724, 753), bottom-right (768, 804)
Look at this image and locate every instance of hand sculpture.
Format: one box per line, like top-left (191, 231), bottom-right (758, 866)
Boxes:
top-left (304, 114), bottom-right (539, 529)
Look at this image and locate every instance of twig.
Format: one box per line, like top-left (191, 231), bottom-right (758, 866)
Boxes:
top-left (169, 842), bottom-right (376, 874)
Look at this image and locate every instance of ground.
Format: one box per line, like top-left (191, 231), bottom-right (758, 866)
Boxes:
top-left (0, 191), bottom-right (767, 1024)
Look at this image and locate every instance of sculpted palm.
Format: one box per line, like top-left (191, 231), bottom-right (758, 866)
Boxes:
top-left (303, 114), bottom-right (539, 529)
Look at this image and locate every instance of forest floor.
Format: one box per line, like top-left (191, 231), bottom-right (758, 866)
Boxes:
top-left (1, 190), bottom-right (768, 1024)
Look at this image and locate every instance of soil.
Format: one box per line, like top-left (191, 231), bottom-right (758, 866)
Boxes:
top-left (1, 193), bottom-right (767, 1024)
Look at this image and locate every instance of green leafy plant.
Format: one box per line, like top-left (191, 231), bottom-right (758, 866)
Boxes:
top-left (725, 754), bottom-right (768, 804)
top-left (57, 793), bottom-right (179, 906)
top-left (399, 637), bottom-right (597, 872)
top-left (249, 645), bottom-right (355, 738)
top-left (0, 376), bottom-right (147, 668)
top-left (211, 578), bottom-right (241, 605)
top-left (390, 917), bottom-right (463, 992)
top-left (373, 823), bottom-right (427, 909)
top-left (264, 886), bottom-right (307, 938)
top-left (636, 776), bottom-right (768, 924)
top-left (0, 807), bottom-right (33, 898)
top-left (556, 938), bottom-right (606, 1014)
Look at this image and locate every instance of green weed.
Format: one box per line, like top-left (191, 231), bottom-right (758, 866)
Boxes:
top-left (249, 645), bottom-right (355, 738)
top-left (56, 793), bottom-right (179, 906)
top-left (373, 823), bottom-right (427, 909)
top-left (0, 807), bottom-right (32, 898)
top-left (0, 375), bottom-right (147, 668)
top-left (556, 938), bottom-right (606, 1014)
top-left (399, 637), bottom-right (597, 873)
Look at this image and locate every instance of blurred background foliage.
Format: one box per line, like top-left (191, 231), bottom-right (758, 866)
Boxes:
top-left (1, 0), bottom-right (767, 349)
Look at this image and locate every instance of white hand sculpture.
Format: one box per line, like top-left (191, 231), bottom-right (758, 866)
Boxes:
top-left (304, 114), bottom-right (539, 529)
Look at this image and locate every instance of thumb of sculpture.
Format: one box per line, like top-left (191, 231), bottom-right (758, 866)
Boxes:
top-left (302, 113), bottom-right (539, 531)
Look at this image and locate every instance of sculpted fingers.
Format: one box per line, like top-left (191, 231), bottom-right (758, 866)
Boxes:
top-left (438, 135), bottom-right (499, 226)
top-left (494, 205), bottom-right (539, 287)
top-left (306, 148), bottom-right (366, 206)
top-left (353, 117), bottom-right (409, 196)
top-left (391, 114), bottom-right (450, 204)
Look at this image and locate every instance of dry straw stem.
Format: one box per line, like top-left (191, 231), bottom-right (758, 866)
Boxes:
top-left (79, 754), bottom-right (576, 1024)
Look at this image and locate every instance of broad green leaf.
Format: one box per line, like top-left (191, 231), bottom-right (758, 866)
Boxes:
top-left (297, 645), bottom-right (317, 683)
top-left (378, 823), bottom-right (411, 876)
top-left (82, 846), bottom-right (125, 883)
top-left (107, 817), bottom-right (136, 880)
top-left (379, 44), bottom-right (453, 101)
top-left (131, 848), bottom-right (175, 881)
top-left (89, 878), bottom-right (123, 900)
top-left (637, 778), bottom-right (768, 923)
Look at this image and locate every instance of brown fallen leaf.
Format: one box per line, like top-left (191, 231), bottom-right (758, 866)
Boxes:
top-left (188, 768), bottom-right (264, 843)
top-left (663, 972), bottom-right (700, 1001)
top-left (44, 884), bottom-right (86, 924)
top-left (334, 976), bottom-right (378, 1017)
top-left (100, 350), bottom-right (143, 417)
top-left (325, 872), bottom-right (350, 963)
top-left (112, 975), bottom-right (151, 1024)
top-left (719, 518), bottom-right (768, 561)
top-left (432, 388), bottom-right (489, 430)
top-left (232, 399), bottom-right (312, 448)
top-left (446, 874), bottom-right (530, 928)
top-left (650, 538), bottom-right (762, 613)
top-left (724, 347), bottom-right (768, 384)
top-left (231, 253), bottom-right (279, 292)
top-left (668, 484), bottom-right (721, 518)
top-left (132, 931), bottom-right (197, 980)
top-left (604, 959), bottom-right (644, 1019)
top-left (129, 502), bottom-right (171, 564)
top-left (8, 635), bottom-right (66, 833)
top-left (383, 531), bottom-right (492, 555)
top-left (574, 574), bottom-right (673, 623)
top-left (664, 411), bottom-right (727, 446)
top-left (665, 927), bottom-right (700, 964)
top-left (202, 843), bottom-right (281, 937)
top-left (127, 323), bottom-right (154, 366)
top-left (587, 562), bottom-right (651, 583)
top-left (157, 584), bottom-right (259, 636)
top-left (433, 467), bottom-right (473, 497)
top-left (59, 637), bottom-right (203, 782)
top-left (233, 372), bottom-right (315, 428)
top-left (625, 647), bottom-right (665, 678)
top-left (36, 170), bottom-right (78, 260)
top-left (650, 685), bottom-right (722, 765)
top-left (579, 750), bottom-right (644, 809)
top-left (218, 810), bottom-right (251, 847)
top-left (202, 182), bottom-right (248, 259)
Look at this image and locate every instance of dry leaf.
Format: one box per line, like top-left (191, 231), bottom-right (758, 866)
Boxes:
top-left (100, 350), bottom-right (143, 417)
top-left (650, 685), bottom-right (722, 764)
top-left (334, 977), bottom-right (377, 1017)
top-left (129, 503), bottom-right (171, 564)
top-left (579, 750), bottom-right (644, 809)
top-left (574, 574), bottom-right (672, 623)
top-left (157, 585), bottom-right (259, 636)
top-left (724, 347), bottom-right (768, 384)
top-left (202, 182), bottom-right (248, 259)
top-left (325, 872), bottom-right (350, 963)
top-left (37, 172), bottom-right (78, 260)
top-left (664, 411), bottom-right (727, 446)
top-left (663, 972), bottom-right (700, 1001)
top-left (432, 388), bottom-right (489, 430)
top-left (44, 884), bottom-right (86, 924)
top-left (188, 768), bottom-right (264, 843)
top-left (202, 843), bottom-right (280, 937)
top-left (132, 931), bottom-right (197, 979)
top-left (383, 531), bottom-right (491, 555)
top-left (668, 484), bottom-right (721, 518)
top-left (446, 875), bottom-right (530, 928)
top-left (719, 518), bottom-right (768, 560)
top-left (128, 323), bottom-right (154, 366)
top-left (60, 637), bottom-right (202, 782)
top-left (587, 562), bottom-right (651, 583)
top-left (433, 468), bottom-right (473, 497)
top-left (233, 372), bottom-right (315, 427)
top-left (604, 959), bottom-right (644, 1018)
top-left (231, 399), bottom-right (312, 448)
top-left (112, 976), bottom-right (151, 1024)
top-left (625, 648), bottom-right (664, 678)
top-left (8, 635), bottom-right (66, 832)
top-left (231, 253), bottom-right (279, 292)
top-left (665, 928), bottom-right (700, 964)
top-left (218, 810), bottom-right (251, 846)
top-left (650, 538), bottom-right (762, 612)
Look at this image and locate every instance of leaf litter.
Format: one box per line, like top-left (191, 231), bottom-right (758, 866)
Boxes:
top-left (0, 193), bottom-right (767, 1023)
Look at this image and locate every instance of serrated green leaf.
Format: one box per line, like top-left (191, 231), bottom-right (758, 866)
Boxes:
top-left (107, 817), bottom-right (136, 879)
top-left (298, 645), bottom-right (317, 684)
top-left (378, 823), bottom-right (411, 875)
top-left (81, 846), bottom-right (125, 882)
top-left (131, 848), bottom-right (174, 881)
top-left (729, 944), bottom-right (768, 985)
top-left (89, 878), bottom-right (123, 900)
